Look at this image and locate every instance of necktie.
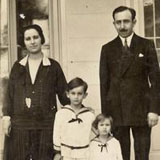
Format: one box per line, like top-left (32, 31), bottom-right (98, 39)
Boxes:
top-left (98, 144), bottom-right (107, 152)
top-left (124, 38), bottom-right (129, 50)
top-left (68, 118), bottom-right (83, 123)
top-left (122, 38), bottom-right (130, 54)
top-left (120, 38), bottom-right (130, 75)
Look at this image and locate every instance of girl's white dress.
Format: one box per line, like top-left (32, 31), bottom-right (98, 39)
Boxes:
top-left (89, 136), bottom-right (123, 160)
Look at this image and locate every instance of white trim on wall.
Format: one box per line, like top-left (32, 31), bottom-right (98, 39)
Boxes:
top-left (8, 0), bottom-right (17, 70)
top-left (50, 0), bottom-right (61, 62)
top-left (56, 0), bottom-right (68, 75)
top-left (130, 0), bottom-right (145, 36)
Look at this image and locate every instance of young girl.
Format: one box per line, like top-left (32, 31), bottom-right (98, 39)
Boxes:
top-left (53, 77), bottom-right (95, 160)
top-left (89, 114), bottom-right (123, 160)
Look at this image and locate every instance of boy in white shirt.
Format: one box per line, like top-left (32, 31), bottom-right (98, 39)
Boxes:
top-left (53, 77), bottom-right (95, 160)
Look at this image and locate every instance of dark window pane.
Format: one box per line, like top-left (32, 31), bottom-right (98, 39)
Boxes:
top-left (156, 39), bottom-right (160, 48)
top-left (155, 0), bottom-right (160, 36)
top-left (156, 50), bottom-right (160, 64)
top-left (144, 1), bottom-right (154, 37)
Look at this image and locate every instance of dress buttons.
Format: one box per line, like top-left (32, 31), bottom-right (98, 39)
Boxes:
top-left (32, 91), bottom-right (35, 94)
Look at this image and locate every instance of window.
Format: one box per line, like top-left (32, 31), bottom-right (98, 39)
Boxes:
top-left (0, 0), bottom-right (9, 77)
top-left (143, 0), bottom-right (160, 62)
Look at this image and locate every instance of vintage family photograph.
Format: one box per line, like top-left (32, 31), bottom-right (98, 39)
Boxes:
top-left (0, 0), bottom-right (160, 160)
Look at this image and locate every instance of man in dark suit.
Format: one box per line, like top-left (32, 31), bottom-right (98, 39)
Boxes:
top-left (100, 6), bottom-right (160, 160)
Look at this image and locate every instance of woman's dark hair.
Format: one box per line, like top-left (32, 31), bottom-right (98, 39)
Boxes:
top-left (20, 24), bottom-right (45, 47)
top-left (93, 113), bottom-right (113, 131)
top-left (67, 77), bottom-right (88, 93)
top-left (112, 6), bottom-right (136, 20)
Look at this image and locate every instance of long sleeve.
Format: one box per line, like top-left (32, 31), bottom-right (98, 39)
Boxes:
top-left (2, 63), bottom-right (17, 116)
top-left (2, 65), bottom-right (17, 135)
top-left (147, 40), bottom-right (160, 114)
top-left (53, 111), bottom-right (62, 151)
top-left (1, 77), bottom-right (9, 116)
top-left (55, 62), bottom-right (70, 106)
top-left (99, 45), bottom-right (110, 113)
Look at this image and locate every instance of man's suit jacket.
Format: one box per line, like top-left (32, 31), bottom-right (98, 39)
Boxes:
top-left (100, 34), bottom-right (160, 126)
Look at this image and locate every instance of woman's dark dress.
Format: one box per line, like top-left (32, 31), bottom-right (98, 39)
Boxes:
top-left (3, 56), bottom-right (69, 160)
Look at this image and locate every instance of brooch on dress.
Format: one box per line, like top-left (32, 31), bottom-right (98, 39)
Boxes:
top-left (25, 98), bottom-right (31, 108)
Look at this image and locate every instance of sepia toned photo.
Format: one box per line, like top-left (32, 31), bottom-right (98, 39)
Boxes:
top-left (0, 0), bottom-right (160, 160)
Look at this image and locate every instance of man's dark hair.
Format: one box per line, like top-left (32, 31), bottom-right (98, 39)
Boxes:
top-left (20, 24), bottom-right (45, 47)
top-left (67, 77), bottom-right (88, 93)
top-left (112, 6), bottom-right (136, 20)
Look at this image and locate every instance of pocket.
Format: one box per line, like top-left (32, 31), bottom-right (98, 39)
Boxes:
top-left (135, 56), bottom-right (146, 65)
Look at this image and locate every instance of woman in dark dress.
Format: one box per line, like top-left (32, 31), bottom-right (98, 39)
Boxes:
top-left (2, 24), bottom-right (69, 160)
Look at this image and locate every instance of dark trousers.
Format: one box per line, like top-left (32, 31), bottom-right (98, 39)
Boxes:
top-left (113, 126), bottom-right (151, 160)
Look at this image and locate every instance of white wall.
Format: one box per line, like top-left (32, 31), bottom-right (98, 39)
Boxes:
top-left (62, 0), bottom-right (125, 114)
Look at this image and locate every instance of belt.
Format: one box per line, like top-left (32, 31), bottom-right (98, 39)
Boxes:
top-left (61, 143), bottom-right (89, 150)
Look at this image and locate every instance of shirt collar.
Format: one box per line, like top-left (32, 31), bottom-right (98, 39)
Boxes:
top-left (92, 135), bottom-right (113, 144)
top-left (19, 54), bottom-right (51, 66)
top-left (119, 32), bottom-right (134, 47)
top-left (63, 105), bottom-right (93, 114)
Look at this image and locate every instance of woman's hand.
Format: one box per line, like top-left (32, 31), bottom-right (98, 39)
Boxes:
top-left (2, 116), bottom-right (11, 136)
top-left (53, 153), bottom-right (62, 160)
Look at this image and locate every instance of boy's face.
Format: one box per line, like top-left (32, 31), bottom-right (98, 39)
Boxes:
top-left (97, 119), bottom-right (111, 136)
top-left (67, 86), bottom-right (87, 106)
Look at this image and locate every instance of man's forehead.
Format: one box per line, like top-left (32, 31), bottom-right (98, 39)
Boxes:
top-left (114, 10), bottom-right (132, 20)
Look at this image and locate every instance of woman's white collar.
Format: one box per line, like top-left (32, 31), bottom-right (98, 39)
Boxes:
top-left (19, 54), bottom-right (51, 66)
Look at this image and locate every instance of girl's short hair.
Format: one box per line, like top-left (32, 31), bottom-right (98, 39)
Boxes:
top-left (20, 24), bottom-right (45, 47)
top-left (93, 113), bottom-right (113, 130)
top-left (67, 77), bottom-right (88, 93)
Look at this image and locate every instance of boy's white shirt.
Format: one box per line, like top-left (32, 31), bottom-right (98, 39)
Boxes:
top-left (53, 104), bottom-right (95, 158)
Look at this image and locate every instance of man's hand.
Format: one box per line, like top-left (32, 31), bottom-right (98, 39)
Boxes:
top-left (53, 153), bottom-right (62, 160)
top-left (147, 112), bottom-right (159, 127)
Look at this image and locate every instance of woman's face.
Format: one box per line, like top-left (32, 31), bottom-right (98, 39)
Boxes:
top-left (24, 28), bottom-right (42, 54)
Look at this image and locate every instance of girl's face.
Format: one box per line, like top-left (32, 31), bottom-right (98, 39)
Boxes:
top-left (24, 28), bottom-right (42, 54)
top-left (67, 86), bottom-right (87, 106)
top-left (97, 118), bottom-right (111, 136)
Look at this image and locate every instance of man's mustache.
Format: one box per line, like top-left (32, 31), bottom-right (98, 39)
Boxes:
top-left (120, 29), bottom-right (128, 32)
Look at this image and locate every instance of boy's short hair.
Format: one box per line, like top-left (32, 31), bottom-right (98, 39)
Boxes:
top-left (93, 113), bottom-right (113, 131)
top-left (67, 77), bottom-right (88, 93)
top-left (112, 6), bottom-right (136, 20)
